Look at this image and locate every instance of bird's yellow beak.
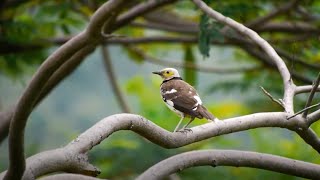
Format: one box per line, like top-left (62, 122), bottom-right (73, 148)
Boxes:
top-left (152, 71), bottom-right (162, 76)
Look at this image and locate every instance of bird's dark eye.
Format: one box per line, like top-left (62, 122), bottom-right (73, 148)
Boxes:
top-left (166, 71), bottom-right (169, 74)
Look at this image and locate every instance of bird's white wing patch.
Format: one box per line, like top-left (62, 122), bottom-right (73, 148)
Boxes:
top-left (193, 95), bottom-right (202, 106)
top-left (163, 89), bottom-right (177, 94)
top-left (166, 100), bottom-right (174, 106)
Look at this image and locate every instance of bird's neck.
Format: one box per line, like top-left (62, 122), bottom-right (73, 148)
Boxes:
top-left (162, 77), bottom-right (182, 84)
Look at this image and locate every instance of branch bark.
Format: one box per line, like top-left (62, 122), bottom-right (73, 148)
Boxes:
top-left (137, 150), bottom-right (320, 180)
top-left (3, 1), bottom-right (127, 179)
top-left (0, 111), bottom-right (317, 179)
top-left (191, 0), bottom-right (295, 113)
top-left (39, 174), bottom-right (104, 180)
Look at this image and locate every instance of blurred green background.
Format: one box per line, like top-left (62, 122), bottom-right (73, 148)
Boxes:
top-left (1, 0), bottom-right (320, 179)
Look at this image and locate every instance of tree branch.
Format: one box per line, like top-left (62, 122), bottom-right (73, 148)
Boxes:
top-left (295, 128), bottom-right (320, 153)
top-left (260, 86), bottom-right (285, 109)
top-left (302, 73), bottom-right (320, 118)
top-left (101, 46), bottom-right (131, 113)
top-left (0, 111), bottom-right (318, 179)
top-left (3, 1), bottom-right (127, 179)
top-left (295, 85), bottom-right (320, 94)
top-left (191, 0), bottom-right (295, 113)
top-left (137, 150), bottom-right (320, 180)
top-left (287, 102), bottom-right (320, 120)
top-left (306, 109), bottom-right (320, 126)
top-left (39, 174), bottom-right (104, 180)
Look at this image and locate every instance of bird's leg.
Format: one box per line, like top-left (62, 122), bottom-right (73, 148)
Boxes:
top-left (174, 116), bottom-right (184, 132)
top-left (181, 117), bottom-right (195, 130)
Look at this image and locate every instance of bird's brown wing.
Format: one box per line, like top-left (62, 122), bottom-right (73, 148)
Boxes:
top-left (161, 80), bottom-right (201, 117)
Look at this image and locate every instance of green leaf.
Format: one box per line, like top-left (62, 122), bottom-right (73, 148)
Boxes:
top-left (198, 14), bottom-right (224, 58)
top-left (183, 45), bottom-right (197, 86)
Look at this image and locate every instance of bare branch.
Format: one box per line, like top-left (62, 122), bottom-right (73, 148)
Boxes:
top-left (137, 150), bottom-right (320, 180)
top-left (255, 22), bottom-right (319, 34)
top-left (296, 128), bottom-right (320, 153)
top-left (40, 174), bottom-right (104, 180)
top-left (0, 111), bottom-right (318, 179)
top-left (101, 46), bottom-right (131, 113)
top-left (295, 85), bottom-right (320, 94)
top-left (128, 46), bottom-right (259, 74)
top-left (307, 109), bottom-right (320, 126)
top-left (260, 86), bottom-right (285, 109)
top-left (4, 1), bottom-right (127, 179)
top-left (287, 103), bottom-right (320, 120)
top-left (191, 0), bottom-right (295, 113)
top-left (302, 73), bottom-right (320, 118)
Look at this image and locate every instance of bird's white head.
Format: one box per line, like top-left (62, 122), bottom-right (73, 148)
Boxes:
top-left (152, 67), bottom-right (181, 81)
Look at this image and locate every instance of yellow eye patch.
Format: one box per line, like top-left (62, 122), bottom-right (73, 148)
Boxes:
top-left (162, 70), bottom-right (174, 78)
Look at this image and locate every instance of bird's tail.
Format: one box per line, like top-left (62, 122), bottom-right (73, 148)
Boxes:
top-left (197, 105), bottom-right (217, 121)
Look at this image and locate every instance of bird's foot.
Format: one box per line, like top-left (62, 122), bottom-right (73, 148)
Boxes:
top-left (177, 128), bottom-right (193, 133)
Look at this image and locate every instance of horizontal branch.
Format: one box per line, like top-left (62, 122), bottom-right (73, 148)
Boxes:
top-left (295, 85), bottom-right (320, 94)
top-left (0, 111), bottom-right (317, 179)
top-left (40, 174), bottom-right (104, 180)
top-left (137, 150), bottom-right (320, 180)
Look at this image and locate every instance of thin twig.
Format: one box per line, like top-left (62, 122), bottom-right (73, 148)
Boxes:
top-left (101, 46), bottom-right (131, 113)
top-left (302, 72), bottom-right (320, 118)
top-left (260, 86), bottom-right (285, 109)
top-left (287, 102), bottom-right (320, 120)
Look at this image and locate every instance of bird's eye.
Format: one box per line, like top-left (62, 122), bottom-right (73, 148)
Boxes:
top-left (166, 71), bottom-right (169, 74)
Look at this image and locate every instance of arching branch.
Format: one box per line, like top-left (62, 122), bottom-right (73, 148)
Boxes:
top-left (192, 0), bottom-right (295, 113)
top-left (4, 1), bottom-right (127, 179)
top-left (0, 112), bottom-right (314, 179)
top-left (39, 174), bottom-right (104, 180)
top-left (137, 150), bottom-right (320, 180)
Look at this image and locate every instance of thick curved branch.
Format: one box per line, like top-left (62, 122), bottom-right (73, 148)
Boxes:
top-left (295, 128), bottom-right (320, 153)
top-left (101, 46), bottom-right (131, 113)
top-left (4, 1), bottom-right (126, 179)
top-left (192, 0), bottom-right (295, 113)
top-left (0, 112), bottom-right (317, 179)
top-left (40, 174), bottom-right (104, 180)
top-left (137, 150), bottom-right (320, 180)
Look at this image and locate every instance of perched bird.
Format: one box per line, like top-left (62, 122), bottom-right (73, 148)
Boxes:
top-left (153, 67), bottom-right (218, 132)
